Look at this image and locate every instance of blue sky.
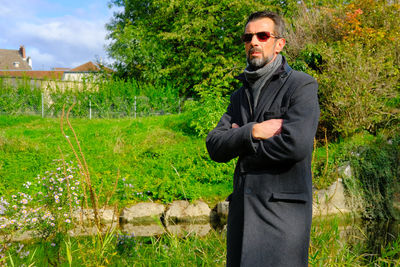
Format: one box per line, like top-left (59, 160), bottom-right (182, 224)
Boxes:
top-left (0, 0), bottom-right (119, 70)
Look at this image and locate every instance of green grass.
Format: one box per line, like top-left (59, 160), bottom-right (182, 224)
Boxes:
top-left (0, 114), bottom-right (234, 206)
top-left (1, 230), bottom-right (227, 266)
top-left (2, 217), bottom-right (400, 266)
top-left (1, 114), bottom-right (394, 206)
top-left (310, 216), bottom-right (400, 266)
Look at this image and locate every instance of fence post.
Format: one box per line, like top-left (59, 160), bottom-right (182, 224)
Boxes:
top-left (134, 96), bottom-right (137, 119)
top-left (41, 91), bottom-right (44, 118)
top-left (89, 100), bottom-right (92, 120)
top-left (178, 98), bottom-right (181, 114)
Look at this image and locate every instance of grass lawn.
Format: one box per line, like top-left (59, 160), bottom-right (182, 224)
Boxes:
top-left (0, 114), bottom-right (234, 207)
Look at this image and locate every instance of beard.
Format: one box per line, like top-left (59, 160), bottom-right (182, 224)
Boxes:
top-left (246, 48), bottom-right (275, 69)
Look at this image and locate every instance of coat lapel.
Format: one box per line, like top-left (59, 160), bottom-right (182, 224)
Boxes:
top-left (253, 76), bottom-right (284, 121)
top-left (240, 88), bottom-right (252, 124)
top-left (236, 58), bottom-right (293, 124)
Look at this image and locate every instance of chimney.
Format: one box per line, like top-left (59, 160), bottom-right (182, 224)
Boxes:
top-left (19, 45), bottom-right (26, 59)
top-left (27, 57), bottom-right (32, 68)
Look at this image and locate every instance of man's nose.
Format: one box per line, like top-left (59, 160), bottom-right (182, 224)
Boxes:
top-left (250, 34), bottom-right (260, 46)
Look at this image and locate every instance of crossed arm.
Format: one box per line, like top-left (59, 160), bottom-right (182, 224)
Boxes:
top-left (232, 119), bottom-right (283, 140)
top-left (206, 79), bottom-right (319, 164)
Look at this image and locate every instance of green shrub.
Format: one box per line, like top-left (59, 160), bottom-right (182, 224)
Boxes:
top-left (0, 77), bottom-right (180, 118)
top-left (345, 135), bottom-right (400, 220)
top-left (184, 92), bottom-right (229, 138)
top-left (0, 77), bottom-right (42, 114)
top-left (286, 0), bottom-right (400, 139)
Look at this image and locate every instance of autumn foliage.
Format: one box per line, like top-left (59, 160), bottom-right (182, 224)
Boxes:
top-left (285, 0), bottom-right (399, 139)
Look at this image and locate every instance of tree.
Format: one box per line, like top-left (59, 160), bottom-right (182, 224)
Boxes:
top-left (106, 0), bottom-right (283, 96)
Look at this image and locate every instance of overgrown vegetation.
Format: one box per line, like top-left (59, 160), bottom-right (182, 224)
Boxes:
top-left (310, 216), bottom-right (400, 266)
top-left (0, 76), bottom-right (180, 118)
top-left (286, 0), bottom-right (400, 139)
top-left (2, 215), bottom-right (400, 266)
top-left (344, 135), bottom-right (400, 220)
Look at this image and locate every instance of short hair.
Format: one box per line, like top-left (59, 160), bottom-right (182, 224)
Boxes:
top-left (245, 11), bottom-right (285, 38)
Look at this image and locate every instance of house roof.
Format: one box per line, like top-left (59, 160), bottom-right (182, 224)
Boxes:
top-left (68, 61), bottom-right (113, 73)
top-left (52, 67), bottom-right (71, 71)
top-left (0, 48), bottom-right (32, 70)
top-left (0, 70), bottom-right (64, 80)
top-left (0, 60), bottom-right (113, 80)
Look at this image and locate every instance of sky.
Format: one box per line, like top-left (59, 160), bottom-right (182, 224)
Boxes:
top-left (0, 0), bottom-right (119, 70)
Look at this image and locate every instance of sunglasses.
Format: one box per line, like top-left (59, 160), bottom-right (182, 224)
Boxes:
top-left (241, 31), bottom-right (279, 43)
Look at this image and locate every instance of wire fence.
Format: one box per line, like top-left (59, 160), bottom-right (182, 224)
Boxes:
top-left (0, 77), bottom-right (183, 119)
top-left (0, 93), bottom-right (182, 119)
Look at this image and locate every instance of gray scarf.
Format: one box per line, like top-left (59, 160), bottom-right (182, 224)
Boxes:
top-left (244, 54), bottom-right (282, 108)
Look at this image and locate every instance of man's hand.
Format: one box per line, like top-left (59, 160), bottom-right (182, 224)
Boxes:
top-left (252, 119), bottom-right (283, 140)
top-left (232, 123), bottom-right (240, 129)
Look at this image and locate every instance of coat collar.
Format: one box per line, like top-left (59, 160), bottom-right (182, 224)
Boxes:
top-left (236, 55), bottom-right (292, 85)
top-left (236, 55), bottom-right (293, 122)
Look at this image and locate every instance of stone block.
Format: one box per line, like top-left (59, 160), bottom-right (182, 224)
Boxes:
top-left (120, 202), bottom-right (165, 224)
top-left (313, 179), bottom-right (351, 216)
top-left (72, 208), bottom-right (118, 225)
top-left (164, 200), bottom-right (211, 224)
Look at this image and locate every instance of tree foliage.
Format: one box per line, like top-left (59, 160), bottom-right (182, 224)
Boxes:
top-left (106, 0), bottom-right (285, 96)
top-left (106, 0), bottom-right (399, 139)
top-left (285, 0), bottom-right (400, 138)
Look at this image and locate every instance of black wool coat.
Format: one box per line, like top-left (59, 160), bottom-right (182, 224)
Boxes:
top-left (206, 58), bottom-right (320, 267)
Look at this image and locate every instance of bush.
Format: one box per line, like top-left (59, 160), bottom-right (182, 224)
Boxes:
top-left (0, 77), bottom-right (180, 118)
top-left (184, 92), bottom-right (229, 138)
top-left (345, 135), bottom-right (400, 220)
top-left (285, 0), bottom-right (400, 139)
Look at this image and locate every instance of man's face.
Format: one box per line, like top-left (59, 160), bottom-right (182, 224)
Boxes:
top-left (244, 18), bottom-right (285, 69)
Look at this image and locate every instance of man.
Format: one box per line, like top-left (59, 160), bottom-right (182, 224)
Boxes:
top-left (206, 11), bottom-right (320, 267)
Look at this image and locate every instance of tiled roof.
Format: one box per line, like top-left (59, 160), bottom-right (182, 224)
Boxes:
top-left (69, 61), bottom-right (113, 72)
top-left (0, 61), bottom-right (113, 80)
top-left (0, 70), bottom-right (64, 80)
top-left (0, 48), bottom-right (32, 70)
top-left (52, 67), bottom-right (71, 71)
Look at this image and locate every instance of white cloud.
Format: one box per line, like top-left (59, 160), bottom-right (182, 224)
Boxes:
top-left (17, 17), bottom-right (107, 50)
top-left (28, 47), bottom-right (56, 67)
top-left (0, 0), bottom-right (47, 20)
top-left (0, 0), bottom-right (113, 70)
top-left (0, 6), bottom-right (12, 15)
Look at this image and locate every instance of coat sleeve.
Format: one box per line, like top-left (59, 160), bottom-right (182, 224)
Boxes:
top-left (255, 79), bottom-right (320, 163)
top-left (206, 93), bottom-right (258, 163)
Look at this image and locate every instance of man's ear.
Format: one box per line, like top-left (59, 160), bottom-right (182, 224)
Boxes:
top-left (275, 38), bottom-right (286, 54)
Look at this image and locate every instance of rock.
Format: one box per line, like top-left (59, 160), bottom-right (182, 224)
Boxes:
top-left (120, 202), bottom-right (165, 224)
top-left (164, 200), bottom-right (211, 224)
top-left (217, 201), bottom-right (229, 217)
top-left (338, 162), bottom-right (352, 179)
top-left (211, 201), bottom-right (229, 225)
top-left (10, 230), bottom-right (35, 242)
top-left (72, 208), bottom-right (118, 225)
top-left (313, 179), bottom-right (351, 216)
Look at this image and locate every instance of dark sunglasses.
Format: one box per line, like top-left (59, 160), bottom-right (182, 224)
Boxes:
top-left (241, 31), bottom-right (279, 43)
